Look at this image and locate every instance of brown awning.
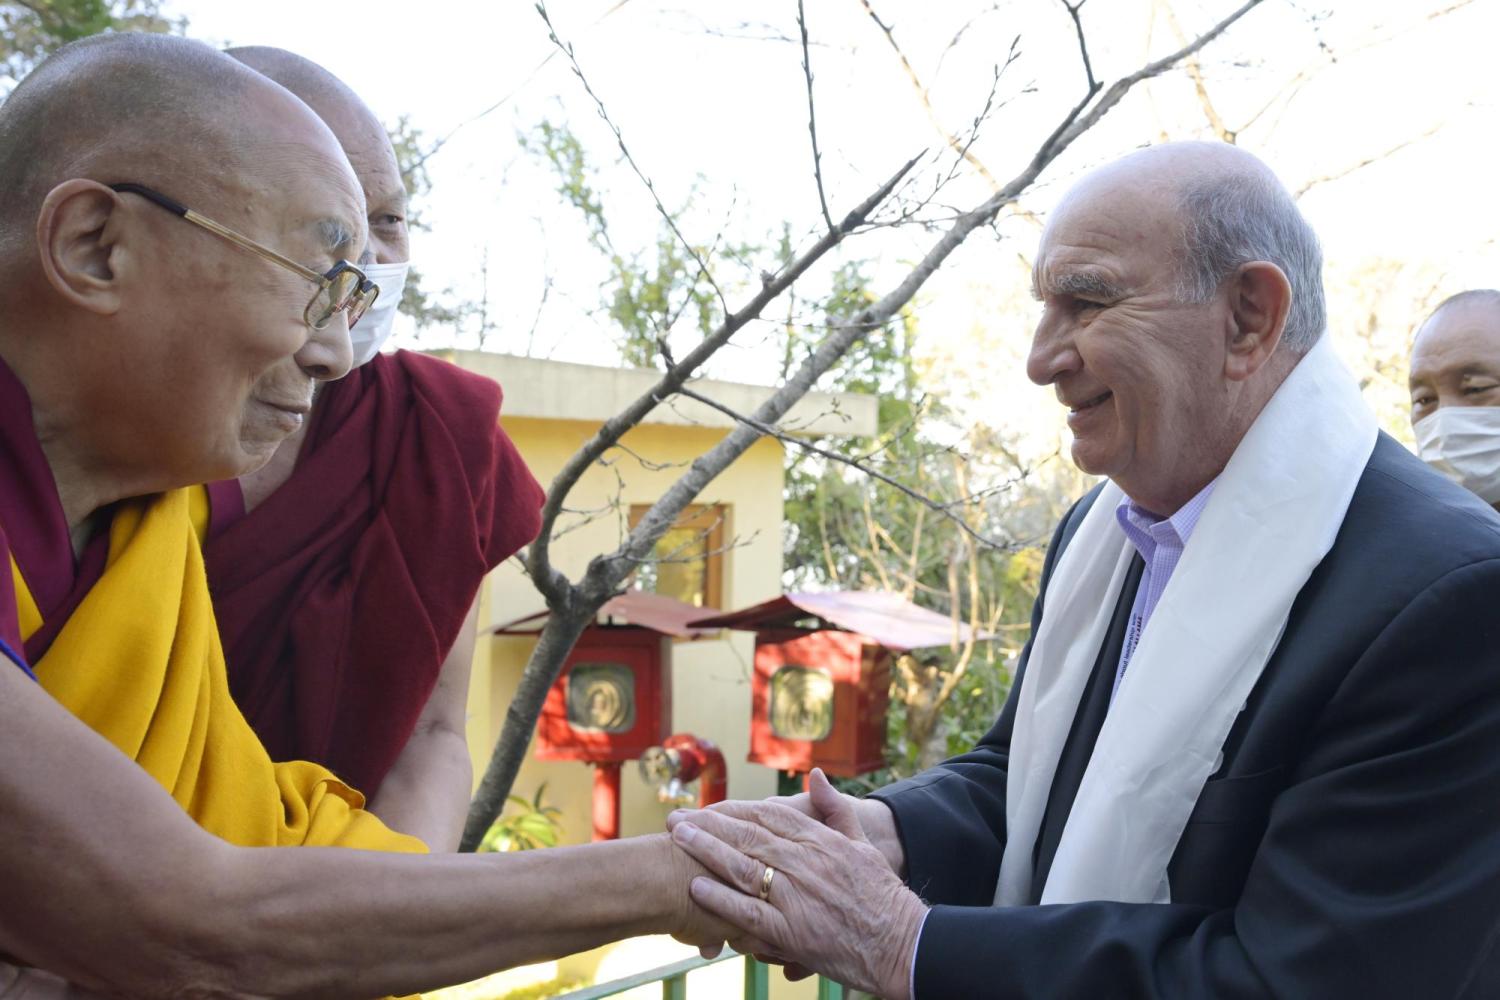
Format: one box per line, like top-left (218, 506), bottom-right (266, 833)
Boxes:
top-left (492, 590), bottom-right (720, 640)
top-left (688, 590), bottom-right (994, 651)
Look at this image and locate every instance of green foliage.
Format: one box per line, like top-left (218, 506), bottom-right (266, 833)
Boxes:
top-left (0, 0), bottom-right (183, 91)
top-left (477, 784), bottom-right (564, 853)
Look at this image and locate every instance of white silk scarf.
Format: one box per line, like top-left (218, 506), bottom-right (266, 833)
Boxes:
top-left (995, 335), bottom-right (1378, 905)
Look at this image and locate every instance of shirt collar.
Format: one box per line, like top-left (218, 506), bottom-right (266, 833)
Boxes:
top-left (1115, 478), bottom-right (1218, 561)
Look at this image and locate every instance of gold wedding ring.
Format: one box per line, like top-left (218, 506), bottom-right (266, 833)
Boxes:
top-left (759, 864), bottom-right (776, 901)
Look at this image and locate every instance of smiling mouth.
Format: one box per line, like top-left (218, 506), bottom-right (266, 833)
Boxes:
top-left (1068, 391), bottom-right (1113, 414)
top-left (258, 399), bottom-right (311, 417)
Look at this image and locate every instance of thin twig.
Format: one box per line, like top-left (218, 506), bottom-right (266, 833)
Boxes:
top-left (675, 386), bottom-right (1018, 552)
top-left (860, 0), bottom-right (1008, 194)
top-left (409, 0), bottom-right (636, 173)
top-left (1158, 0), bottom-right (1235, 143)
top-left (1059, 0), bottom-right (1099, 91)
top-left (798, 0), bottom-right (836, 232)
top-left (1295, 123), bottom-right (1445, 199)
top-left (536, 1), bottom-right (730, 321)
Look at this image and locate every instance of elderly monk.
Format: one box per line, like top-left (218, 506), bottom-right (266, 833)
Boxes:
top-left (1409, 290), bottom-right (1500, 509)
top-left (669, 143), bottom-right (1500, 999)
top-left (0, 33), bottom-right (739, 996)
top-left (192, 46), bottom-right (544, 853)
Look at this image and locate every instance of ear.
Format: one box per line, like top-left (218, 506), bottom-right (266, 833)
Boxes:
top-left (35, 179), bottom-right (127, 316)
top-left (1223, 260), bottom-right (1293, 382)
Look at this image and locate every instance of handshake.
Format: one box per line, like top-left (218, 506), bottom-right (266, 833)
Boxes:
top-left (660, 769), bottom-right (929, 1000)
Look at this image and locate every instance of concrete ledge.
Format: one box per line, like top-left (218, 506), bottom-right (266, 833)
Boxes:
top-left (429, 350), bottom-right (879, 439)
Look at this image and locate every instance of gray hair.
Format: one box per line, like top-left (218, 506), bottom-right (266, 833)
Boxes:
top-left (1175, 170), bottom-right (1326, 353)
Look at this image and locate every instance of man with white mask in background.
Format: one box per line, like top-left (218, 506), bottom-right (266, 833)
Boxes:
top-left (199, 47), bottom-right (545, 853)
top-left (1409, 289), bottom-right (1500, 510)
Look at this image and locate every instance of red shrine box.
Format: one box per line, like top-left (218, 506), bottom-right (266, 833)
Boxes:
top-left (748, 628), bottom-right (891, 777)
top-left (535, 628), bottom-right (672, 764)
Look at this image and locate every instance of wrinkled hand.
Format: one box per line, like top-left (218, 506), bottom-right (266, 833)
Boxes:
top-left (668, 769), bottom-right (927, 1000)
top-left (699, 784), bottom-right (905, 877)
top-left (659, 831), bottom-right (779, 961)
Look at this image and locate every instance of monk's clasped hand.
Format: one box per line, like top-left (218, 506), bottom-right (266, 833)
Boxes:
top-left (667, 769), bottom-right (928, 1000)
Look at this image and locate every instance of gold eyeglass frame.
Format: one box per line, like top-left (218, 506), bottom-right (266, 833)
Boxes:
top-left (109, 182), bottom-right (378, 331)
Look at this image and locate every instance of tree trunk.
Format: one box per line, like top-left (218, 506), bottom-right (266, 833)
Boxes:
top-left (459, 603), bottom-right (592, 852)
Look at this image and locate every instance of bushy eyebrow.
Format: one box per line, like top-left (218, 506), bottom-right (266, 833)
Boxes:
top-left (315, 217), bottom-right (359, 260)
top-left (1033, 267), bottom-right (1130, 302)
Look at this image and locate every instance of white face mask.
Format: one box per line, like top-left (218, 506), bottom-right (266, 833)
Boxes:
top-left (349, 260), bottom-right (409, 367)
top-left (1413, 405), bottom-right (1500, 504)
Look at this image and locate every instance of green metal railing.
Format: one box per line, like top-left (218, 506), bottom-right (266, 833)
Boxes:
top-left (555, 949), bottom-right (846, 1000)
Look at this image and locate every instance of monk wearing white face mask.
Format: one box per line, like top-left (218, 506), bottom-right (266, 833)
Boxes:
top-left (196, 47), bottom-right (546, 854)
top-left (1409, 289), bottom-right (1500, 509)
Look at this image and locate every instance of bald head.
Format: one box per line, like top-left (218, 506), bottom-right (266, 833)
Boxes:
top-left (1420, 290), bottom-right (1500, 336)
top-left (1029, 142), bottom-right (1316, 514)
top-left (0, 32), bottom-right (367, 511)
top-left (1047, 142), bottom-right (1325, 352)
top-left (1409, 290), bottom-right (1500, 428)
top-left (227, 46), bottom-right (408, 265)
top-left (0, 34), bottom-right (359, 261)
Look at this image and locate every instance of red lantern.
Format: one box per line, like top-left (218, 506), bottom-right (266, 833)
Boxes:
top-left (747, 628), bottom-right (890, 778)
top-left (691, 591), bottom-right (993, 781)
top-left (534, 627), bottom-right (671, 764)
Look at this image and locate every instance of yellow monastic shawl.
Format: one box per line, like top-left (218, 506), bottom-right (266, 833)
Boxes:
top-left (10, 487), bottom-right (425, 852)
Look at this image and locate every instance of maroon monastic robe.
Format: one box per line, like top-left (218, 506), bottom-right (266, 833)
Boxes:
top-left (203, 350), bottom-right (543, 794)
top-left (0, 357), bottom-right (113, 669)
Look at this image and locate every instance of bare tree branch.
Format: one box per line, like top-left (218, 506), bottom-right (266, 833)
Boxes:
top-left (526, 154), bottom-right (920, 605)
top-left (675, 385), bottom-right (1019, 552)
top-left (797, 0), bottom-right (836, 232)
top-left (1049, 0), bottom-right (1263, 156)
top-left (1295, 122), bottom-right (1444, 199)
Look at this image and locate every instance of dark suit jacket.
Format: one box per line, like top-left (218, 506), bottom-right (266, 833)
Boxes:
top-left (870, 434), bottom-right (1500, 999)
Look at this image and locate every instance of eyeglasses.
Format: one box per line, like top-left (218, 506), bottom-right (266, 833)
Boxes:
top-left (109, 182), bottom-right (378, 331)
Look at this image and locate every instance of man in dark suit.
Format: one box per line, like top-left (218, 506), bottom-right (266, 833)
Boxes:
top-left (667, 142), bottom-right (1500, 999)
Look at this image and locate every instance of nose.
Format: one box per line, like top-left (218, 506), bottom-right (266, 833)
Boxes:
top-left (1026, 304), bottom-right (1083, 387)
top-left (295, 311), bottom-right (354, 382)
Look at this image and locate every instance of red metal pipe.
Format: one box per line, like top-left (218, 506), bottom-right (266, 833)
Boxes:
top-left (662, 734), bottom-right (727, 808)
top-left (592, 761), bottom-right (622, 841)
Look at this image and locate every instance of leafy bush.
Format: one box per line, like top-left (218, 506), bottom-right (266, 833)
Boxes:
top-left (478, 783), bottom-right (564, 853)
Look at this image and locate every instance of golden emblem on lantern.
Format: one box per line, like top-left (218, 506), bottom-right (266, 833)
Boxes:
top-left (768, 666), bottom-right (835, 741)
top-left (566, 662), bottom-right (636, 734)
